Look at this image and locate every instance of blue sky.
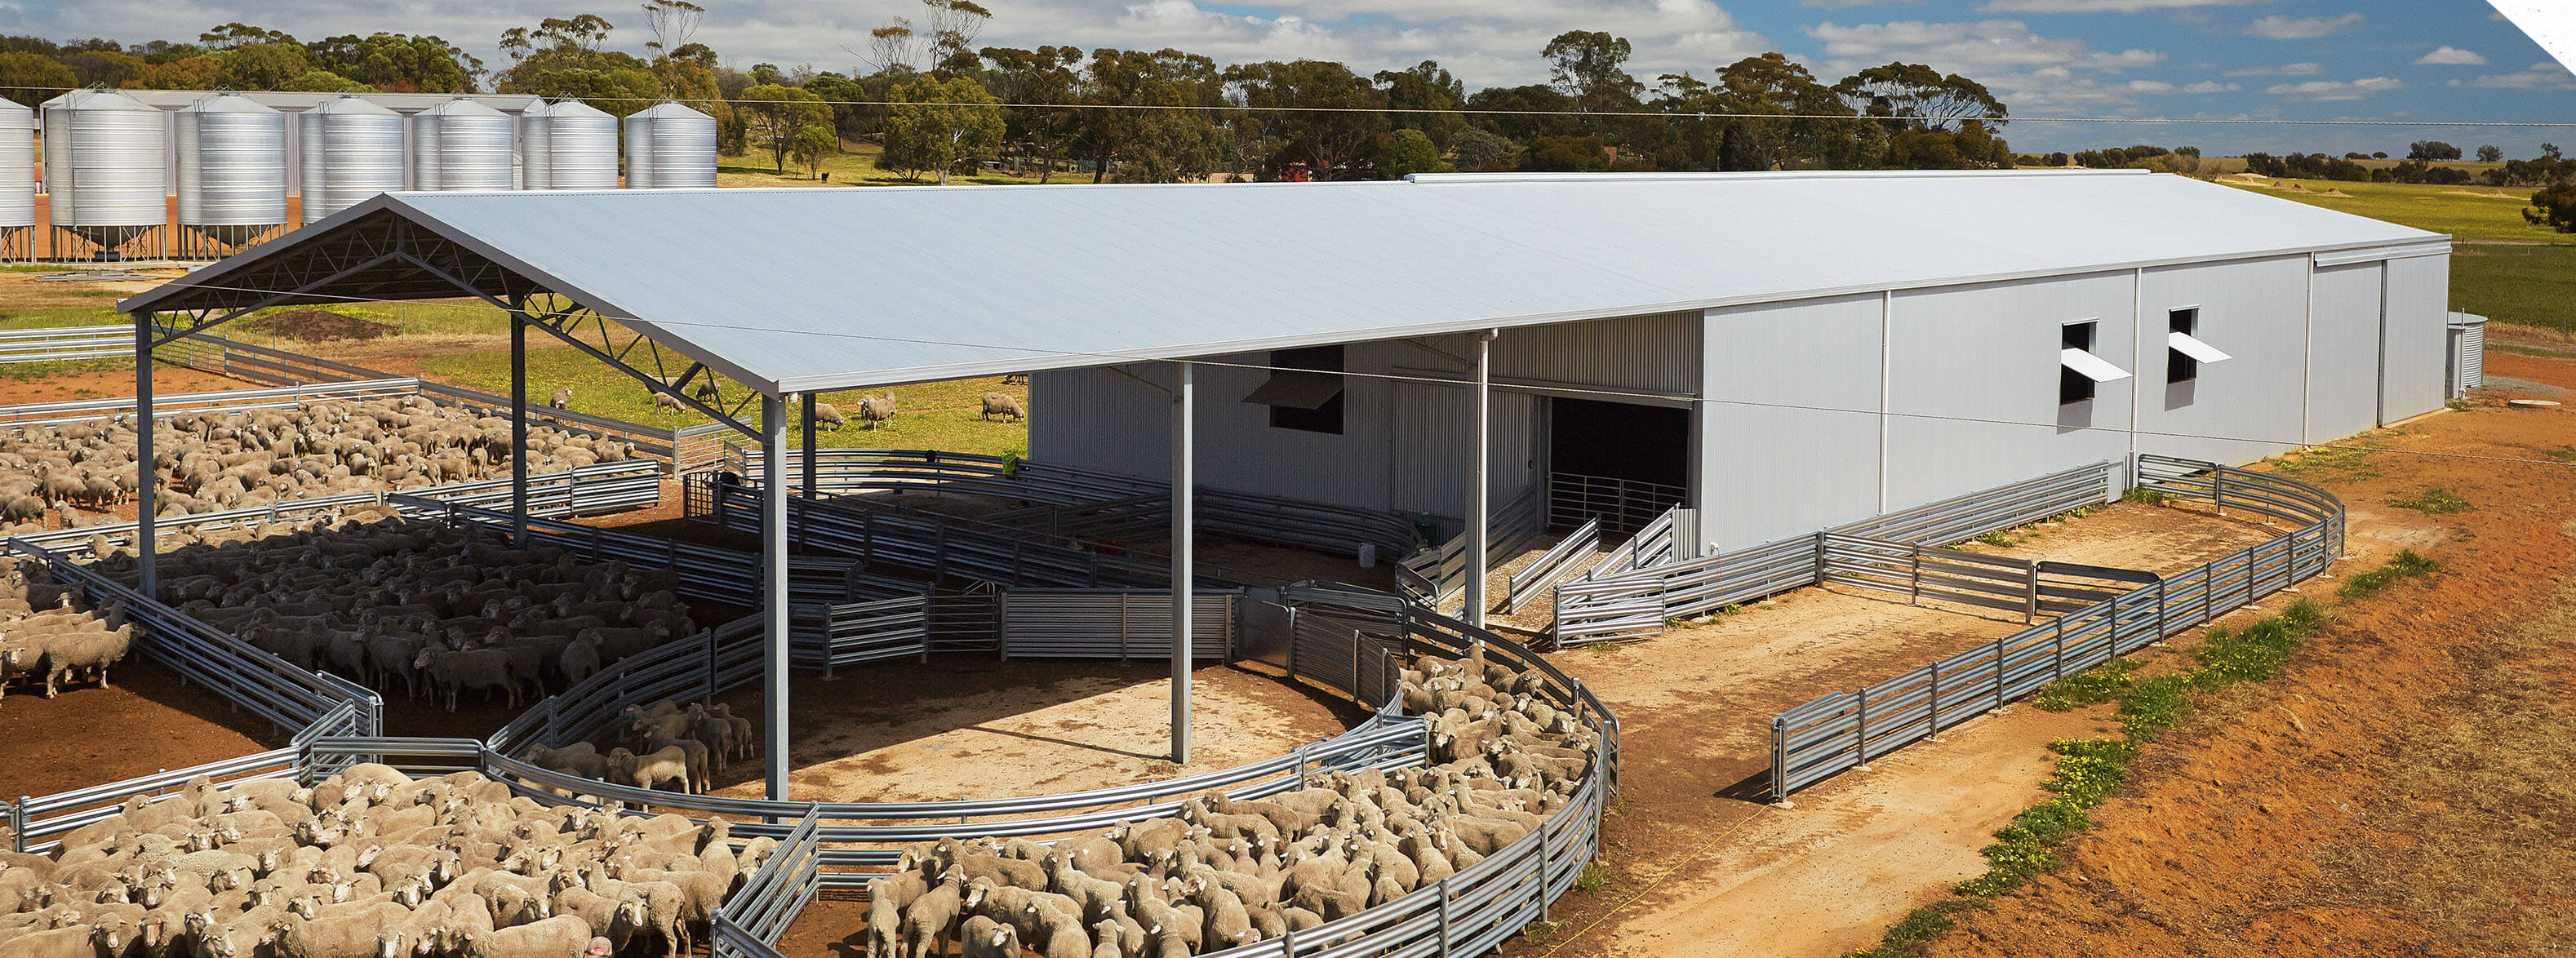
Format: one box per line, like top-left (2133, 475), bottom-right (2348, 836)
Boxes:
top-left (3, 0), bottom-right (2567, 156)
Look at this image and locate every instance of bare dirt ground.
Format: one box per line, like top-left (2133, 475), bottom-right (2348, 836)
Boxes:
top-left (0, 657), bottom-right (273, 799)
top-left (0, 364), bottom-right (244, 406)
top-left (702, 659), bottom-right (1363, 805)
top-left (1900, 354), bottom-right (2576, 958)
top-left (1517, 351), bottom-right (2576, 958)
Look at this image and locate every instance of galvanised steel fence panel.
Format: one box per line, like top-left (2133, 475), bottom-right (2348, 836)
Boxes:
top-left (1402, 484), bottom-right (1543, 605)
top-left (402, 496), bottom-right (762, 607)
top-left (1505, 517), bottom-right (1600, 614)
top-left (694, 474), bottom-right (1188, 590)
top-left (792, 596), bottom-right (930, 672)
top-left (1770, 458), bottom-right (2345, 800)
top-left (10, 747), bottom-right (303, 854)
top-left (1548, 471), bottom-right (1689, 538)
top-left (1830, 461), bottom-right (2116, 546)
top-left (733, 448), bottom-right (1424, 560)
top-left (712, 805), bottom-right (822, 958)
top-left (1000, 590), bottom-right (1236, 660)
top-left (0, 324), bottom-right (144, 366)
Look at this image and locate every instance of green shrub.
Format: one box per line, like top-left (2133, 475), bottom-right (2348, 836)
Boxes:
top-left (2338, 550), bottom-right (2441, 599)
top-left (2030, 658), bottom-right (2139, 712)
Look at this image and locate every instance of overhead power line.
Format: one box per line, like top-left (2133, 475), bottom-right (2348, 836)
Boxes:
top-left (131, 277), bottom-right (2576, 472)
top-left (7, 83), bottom-right (2574, 127)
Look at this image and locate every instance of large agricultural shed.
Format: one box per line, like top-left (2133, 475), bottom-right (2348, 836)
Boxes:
top-left (1030, 168), bottom-right (2452, 552)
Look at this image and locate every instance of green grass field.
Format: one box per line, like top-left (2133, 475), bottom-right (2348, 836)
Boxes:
top-left (415, 346), bottom-right (1032, 455)
top-left (2214, 175), bottom-right (2574, 339)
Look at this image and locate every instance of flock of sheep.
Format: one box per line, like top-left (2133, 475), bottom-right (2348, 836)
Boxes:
top-left (520, 699), bottom-right (758, 796)
top-left (0, 762), bottom-right (769, 958)
top-left (78, 509), bottom-right (697, 713)
top-left (0, 559), bottom-right (132, 702)
top-left (0, 396), bottom-right (637, 534)
top-left (859, 648), bottom-right (1599, 958)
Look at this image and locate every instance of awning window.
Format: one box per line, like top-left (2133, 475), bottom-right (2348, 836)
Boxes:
top-left (1243, 370), bottom-right (1345, 410)
top-left (2166, 330), bottom-right (2231, 364)
top-left (2059, 347), bottom-right (2132, 384)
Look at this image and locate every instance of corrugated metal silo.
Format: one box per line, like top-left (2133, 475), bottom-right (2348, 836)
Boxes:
top-left (175, 93), bottom-right (287, 250)
top-left (41, 90), bottom-right (167, 255)
top-left (411, 105), bottom-right (442, 190)
top-left (517, 101), bottom-right (553, 190)
top-left (0, 100), bottom-right (33, 244)
top-left (300, 95), bottom-right (403, 224)
top-left (423, 99), bottom-right (513, 191)
top-left (622, 102), bottom-right (717, 188)
top-left (544, 100), bottom-right (619, 189)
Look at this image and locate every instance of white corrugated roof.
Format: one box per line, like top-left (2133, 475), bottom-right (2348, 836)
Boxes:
top-left (124, 170), bottom-right (2442, 394)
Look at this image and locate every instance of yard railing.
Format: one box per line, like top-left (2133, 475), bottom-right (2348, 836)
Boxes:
top-left (1399, 483), bottom-right (1542, 607)
top-left (710, 806), bottom-right (824, 958)
top-left (0, 325), bottom-right (142, 366)
top-left (1504, 516), bottom-right (1601, 614)
top-left (1552, 461), bottom-right (2118, 645)
top-left (1769, 456), bottom-right (2343, 801)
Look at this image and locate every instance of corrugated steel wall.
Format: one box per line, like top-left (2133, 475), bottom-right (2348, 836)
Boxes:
top-left (2133, 255), bottom-right (2309, 465)
top-left (1883, 272), bottom-right (2135, 512)
top-left (1388, 379), bottom-right (1534, 521)
top-left (2306, 261), bottom-right (2383, 441)
top-left (1028, 348), bottom-right (1396, 511)
top-left (1492, 311), bottom-right (1702, 395)
top-left (1700, 293), bottom-right (1883, 549)
top-left (2380, 253), bottom-right (2449, 422)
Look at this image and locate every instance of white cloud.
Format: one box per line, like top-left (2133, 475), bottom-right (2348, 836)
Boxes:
top-left (2224, 61), bottom-right (2322, 76)
top-left (2413, 45), bottom-right (2487, 65)
top-left (1977, 0), bottom-right (2259, 12)
top-left (1806, 19), bottom-right (2163, 75)
top-left (2449, 61), bottom-right (2576, 90)
top-left (2180, 79), bottom-right (2236, 92)
top-left (2121, 78), bottom-right (2236, 94)
top-left (1801, 0), bottom-right (1926, 8)
top-left (2244, 12), bottom-right (2363, 40)
top-left (2264, 76), bottom-right (2403, 100)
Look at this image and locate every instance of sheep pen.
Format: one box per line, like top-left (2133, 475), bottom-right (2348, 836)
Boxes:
top-left (850, 649), bottom-right (1600, 958)
top-left (0, 762), bottom-right (768, 958)
top-left (0, 558), bottom-right (135, 702)
top-left (73, 508), bottom-right (703, 732)
top-left (0, 396), bottom-right (642, 533)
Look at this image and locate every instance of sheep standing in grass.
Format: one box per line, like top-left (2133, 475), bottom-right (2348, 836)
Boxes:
top-left (811, 403), bottom-right (846, 431)
top-left (979, 393), bottom-right (1025, 423)
top-left (549, 388), bottom-right (573, 410)
top-left (652, 393), bottom-right (683, 416)
top-left (856, 394), bottom-right (897, 431)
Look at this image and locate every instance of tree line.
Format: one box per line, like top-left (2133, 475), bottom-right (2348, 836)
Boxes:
top-left (0, 1), bottom-right (2017, 184)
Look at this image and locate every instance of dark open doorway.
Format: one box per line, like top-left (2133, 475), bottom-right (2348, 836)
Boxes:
top-left (1547, 398), bottom-right (1690, 534)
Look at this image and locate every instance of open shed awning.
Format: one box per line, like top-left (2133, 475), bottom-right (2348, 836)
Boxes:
top-left (120, 170), bottom-right (2445, 397)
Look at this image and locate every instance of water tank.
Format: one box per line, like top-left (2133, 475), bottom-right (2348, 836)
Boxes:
top-left (299, 95), bottom-right (403, 224)
top-left (0, 100), bottom-right (32, 234)
top-left (622, 102), bottom-right (717, 188)
top-left (41, 90), bottom-right (167, 250)
top-left (175, 93), bottom-right (287, 244)
top-left (540, 100), bottom-right (619, 189)
top-left (421, 99), bottom-right (513, 191)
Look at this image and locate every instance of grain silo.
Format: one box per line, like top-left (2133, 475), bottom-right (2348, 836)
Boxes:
top-left (540, 100), bottom-right (619, 189)
top-left (42, 89), bottom-right (167, 259)
top-left (175, 93), bottom-right (287, 257)
top-left (517, 101), bottom-right (553, 189)
top-left (300, 95), bottom-right (403, 224)
top-left (421, 99), bottom-right (513, 191)
top-left (622, 102), bottom-right (717, 188)
top-left (0, 100), bottom-right (32, 259)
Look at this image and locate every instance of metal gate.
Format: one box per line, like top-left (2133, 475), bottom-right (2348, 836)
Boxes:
top-left (1548, 471), bottom-right (1686, 537)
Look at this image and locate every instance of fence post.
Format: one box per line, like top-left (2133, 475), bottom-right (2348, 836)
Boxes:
top-left (2052, 619), bottom-right (2066, 681)
top-left (11, 797), bottom-right (24, 853)
top-left (1908, 543), bottom-right (1922, 605)
top-left (1853, 686), bottom-right (1868, 765)
top-left (1436, 876), bottom-right (1452, 954)
top-left (1117, 593), bottom-right (1130, 663)
top-left (2022, 561), bottom-right (2038, 624)
top-left (2213, 467), bottom-right (2226, 516)
top-left (1926, 661), bottom-right (1941, 737)
top-left (1994, 635), bottom-right (2008, 712)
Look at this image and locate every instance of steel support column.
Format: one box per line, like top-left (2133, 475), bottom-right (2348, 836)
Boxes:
top-left (134, 314), bottom-right (157, 600)
top-left (1465, 330), bottom-right (1495, 628)
top-left (762, 393), bottom-right (792, 801)
top-left (509, 317), bottom-right (530, 547)
top-left (1170, 361), bottom-right (1194, 765)
top-left (800, 392), bottom-right (818, 501)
